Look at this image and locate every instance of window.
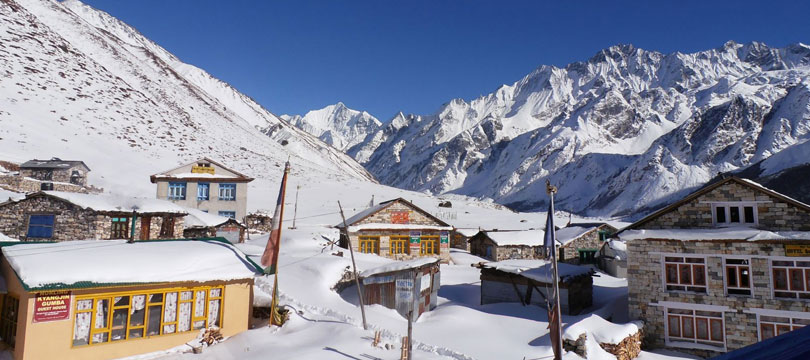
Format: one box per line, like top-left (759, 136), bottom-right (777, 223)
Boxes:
top-left (0, 295), bottom-right (19, 348)
top-left (421, 235), bottom-right (439, 255)
top-left (771, 260), bottom-right (810, 299)
top-left (197, 183), bottom-right (210, 201)
top-left (168, 182), bottom-right (186, 200)
top-left (712, 203), bottom-right (757, 226)
top-left (358, 236), bottom-right (379, 254)
top-left (26, 214), bottom-right (55, 238)
top-left (110, 217), bottom-right (130, 239)
top-left (759, 315), bottom-right (810, 340)
top-left (666, 308), bottom-right (724, 348)
top-left (40, 182), bottom-right (54, 191)
top-left (72, 286), bottom-right (223, 347)
top-left (724, 258), bottom-right (751, 296)
top-left (218, 211), bottom-right (236, 219)
top-left (218, 184), bottom-right (236, 201)
top-left (598, 230), bottom-right (609, 242)
top-left (578, 249), bottom-right (597, 264)
top-left (160, 217), bottom-right (175, 238)
top-left (390, 236), bottom-right (409, 255)
top-left (664, 256), bottom-right (707, 293)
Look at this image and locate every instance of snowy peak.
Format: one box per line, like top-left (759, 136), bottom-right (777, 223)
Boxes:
top-left (283, 103), bottom-right (382, 151)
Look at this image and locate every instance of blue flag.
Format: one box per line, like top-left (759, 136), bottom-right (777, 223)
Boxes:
top-left (544, 199), bottom-right (556, 260)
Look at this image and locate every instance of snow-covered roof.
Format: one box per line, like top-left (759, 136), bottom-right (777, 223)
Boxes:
top-left (359, 257), bottom-right (439, 278)
top-left (606, 240), bottom-right (627, 260)
top-left (347, 224), bottom-right (453, 232)
top-left (619, 228), bottom-right (810, 242)
top-left (31, 191), bottom-right (187, 214)
top-left (455, 228), bottom-right (480, 237)
top-left (554, 226), bottom-right (597, 246)
top-left (341, 202), bottom-right (389, 226)
top-left (19, 158), bottom-right (89, 171)
top-left (0, 233), bottom-right (17, 242)
top-left (2, 239), bottom-right (261, 290)
top-left (156, 172), bottom-right (240, 179)
top-left (563, 314), bottom-right (642, 345)
top-left (183, 207), bottom-right (242, 229)
top-left (484, 230), bottom-right (545, 246)
top-left (481, 259), bottom-right (592, 283)
top-left (150, 158), bottom-right (252, 181)
top-left (339, 198), bottom-right (451, 228)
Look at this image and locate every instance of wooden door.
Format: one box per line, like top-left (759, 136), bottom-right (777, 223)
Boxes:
top-left (140, 216), bottom-right (151, 240)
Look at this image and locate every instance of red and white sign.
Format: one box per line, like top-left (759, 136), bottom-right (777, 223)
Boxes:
top-left (391, 211), bottom-right (410, 224)
top-left (34, 291), bottom-right (71, 322)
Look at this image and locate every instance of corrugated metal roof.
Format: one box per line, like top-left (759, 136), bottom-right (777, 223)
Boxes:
top-left (710, 325), bottom-right (810, 360)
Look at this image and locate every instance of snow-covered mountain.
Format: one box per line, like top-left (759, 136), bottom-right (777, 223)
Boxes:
top-left (281, 103), bottom-right (381, 151)
top-left (322, 42), bottom-right (810, 217)
top-left (0, 0), bottom-right (373, 197)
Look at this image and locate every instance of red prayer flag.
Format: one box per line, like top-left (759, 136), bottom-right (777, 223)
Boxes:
top-left (261, 161), bottom-right (290, 274)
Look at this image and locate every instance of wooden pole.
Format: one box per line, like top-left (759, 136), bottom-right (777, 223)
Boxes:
top-left (549, 190), bottom-right (563, 360)
top-left (407, 269), bottom-right (417, 360)
top-left (338, 201), bottom-right (368, 330)
top-left (291, 185), bottom-right (300, 229)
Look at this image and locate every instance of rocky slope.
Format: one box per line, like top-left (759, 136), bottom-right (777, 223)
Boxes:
top-left (280, 102), bottom-right (381, 152)
top-left (312, 42), bottom-right (810, 217)
top-left (0, 0), bottom-right (373, 196)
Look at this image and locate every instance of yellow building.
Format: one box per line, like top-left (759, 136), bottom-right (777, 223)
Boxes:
top-left (0, 238), bottom-right (260, 360)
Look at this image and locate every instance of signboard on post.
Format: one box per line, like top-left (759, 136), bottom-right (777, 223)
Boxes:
top-left (34, 291), bottom-right (71, 322)
top-left (409, 231), bottom-right (421, 252)
top-left (440, 231), bottom-right (450, 248)
top-left (786, 245), bottom-right (810, 257)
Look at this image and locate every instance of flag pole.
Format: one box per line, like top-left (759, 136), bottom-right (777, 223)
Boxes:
top-left (546, 180), bottom-right (563, 360)
top-left (263, 162), bottom-right (291, 327)
top-left (338, 201), bottom-right (368, 330)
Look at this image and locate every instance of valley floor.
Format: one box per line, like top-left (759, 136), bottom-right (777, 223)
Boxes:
top-left (120, 227), bottom-right (698, 360)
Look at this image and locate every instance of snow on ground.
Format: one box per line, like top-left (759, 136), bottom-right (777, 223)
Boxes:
top-left (131, 223), bottom-right (690, 360)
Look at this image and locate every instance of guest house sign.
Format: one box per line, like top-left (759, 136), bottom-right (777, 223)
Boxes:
top-left (34, 291), bottom-right (71, 322)
top-left (191, 165), bottom-right (215, 175)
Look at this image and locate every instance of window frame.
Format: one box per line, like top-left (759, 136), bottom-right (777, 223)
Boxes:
top-left (711, 202), bottom-right (758, 227)
top-left (218, 211), bottom-right (236, 219)
top-left (197, 183), bottom-right (210, 201)
top-left (420, 235), bottom-right (440, 255)
top-left (218, 183), bottom-right (237, 201)
top-left (0, 295), bottom-right (19, 348)
top-left (770, 259), bottom-right (810, 299)
top-left (662, 256), bottom-right (708, 293)
top-left (358, 236), bottom-right (380, 255)
top-left (723, 258), bottom-right (752, 296)
top-left (664, 307), bottom-right (726, 350)
top-left (167, 182), bottom-right (187, 201)
top-left (26, 214), bottom-right (55, 239)
top-left (389, 235), bottom-right (410, 255)
top-left (71, 286), bottom-right (224, 347)
top-left (110, 217), bottom-right (130, 239)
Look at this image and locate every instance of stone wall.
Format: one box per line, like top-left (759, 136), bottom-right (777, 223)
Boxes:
top-left (348, 229), bottom-right (450, 263)
top-left (627, 239), bottom-right (810, 357)
top-left (469, 235), bottom-right (543, 261)
top-left (559, 227), bottom-right (607, 264)
top-left (20, 164), bottom-right (87, 186)
top-left (355, 201), bottom-right (441, 226)
top-left (0, 195), bottom-right (184, 241)
top-left (0, 174), bottom-right (101, 194)
top-left (245, 213), bottom-right (272, 232)
top-left (640, 181), bottom-right (810, 230)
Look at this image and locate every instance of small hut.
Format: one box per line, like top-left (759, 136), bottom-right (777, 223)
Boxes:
top-left (358, 258), bottom-right (441, 321)
top-left (183, 208), bottom-right (246, 243)
top-left (468, 230), bottom-right (545, 261)
top-left (478, 259), bottom-right (593, 315)
top-left (555, 223), bottom-right (617, 264)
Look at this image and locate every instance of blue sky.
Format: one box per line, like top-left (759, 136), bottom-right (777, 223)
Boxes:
top-left (82, 0), bottom-right (810, 120)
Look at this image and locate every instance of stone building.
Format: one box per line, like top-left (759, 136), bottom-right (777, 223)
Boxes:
top-left (556, 223), bottom-right (617, 264)
top-left (621, 176), bottom-right (810, 357)
top-left (0, 191), bottom-right (186, 241)
top-left (245, 211), bottom-right (272, 233)
top-left (0, 158), bottom-right (101, 193)
top-left (468, 229), bottom-right (545, 261)
top-left (151, 158), bottom-right (254, 221)
top-left (337, 198), bottom-right (454, 263)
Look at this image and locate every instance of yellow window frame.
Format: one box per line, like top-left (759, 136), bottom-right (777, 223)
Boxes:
top-left (390, 236), bottom-right (410, 255)
top-left (421, 235), bottom-right (439, 255)
top-left (72, 285), bottom-right (224, 347)
top-left (358, 236), bottom-right (380, 254)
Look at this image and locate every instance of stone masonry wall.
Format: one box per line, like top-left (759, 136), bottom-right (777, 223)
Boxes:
top-left (560, 228), bottom-right (606, 264)
top-left (355, 201), bottom-right (441, 227)
top-left (641, 181), bottom-right (810, 230)
top-left (627, 239), bottom-right (810, 357)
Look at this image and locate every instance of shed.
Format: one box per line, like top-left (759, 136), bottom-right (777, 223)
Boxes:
top-left (555, 223), bottom-right (617, 264)
top-left (0, 238), bottom-right (260, 360)
top-left (478, 259), bottom-right (593, 315)
top-left (468, 229), bottom-right (545, 261)
top-left (183, 208), bottom-right (246, 243)
top-left (358, 258), bottom-right (440, 321)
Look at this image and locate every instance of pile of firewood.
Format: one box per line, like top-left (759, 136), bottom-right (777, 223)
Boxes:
top-left (200, 328), bottom-right (224, 346)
